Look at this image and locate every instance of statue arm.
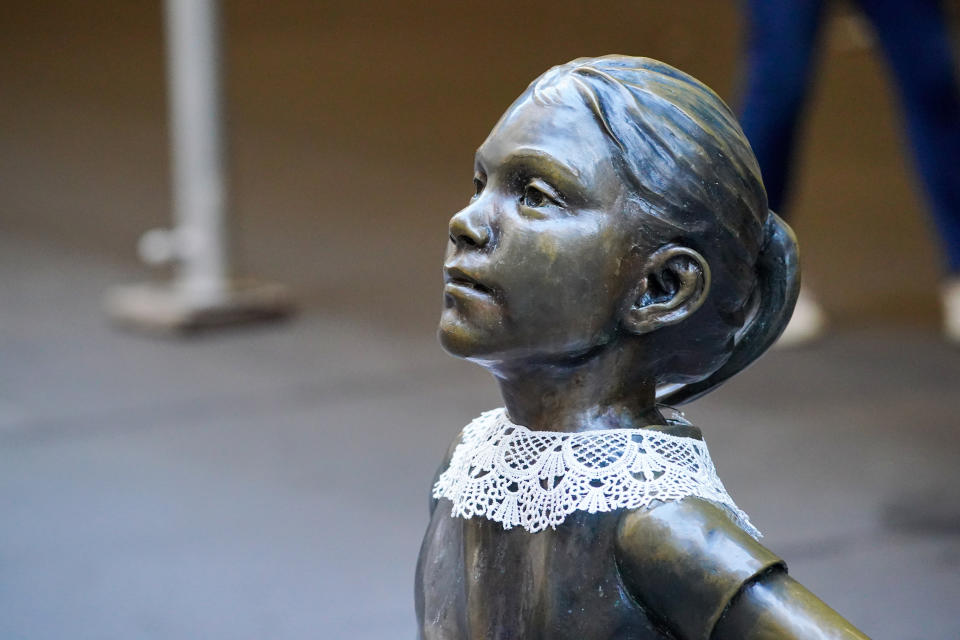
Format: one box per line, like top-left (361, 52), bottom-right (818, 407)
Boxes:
top-left (713, 569), bottom-right (870, 639)
top-left (615, 498), bottom-right (869, 640)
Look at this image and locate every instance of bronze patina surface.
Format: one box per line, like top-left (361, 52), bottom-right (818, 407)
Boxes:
top-left (416, 55), bottom-right (868, 639)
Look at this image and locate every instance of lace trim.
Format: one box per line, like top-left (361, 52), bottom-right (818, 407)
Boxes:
top-left (433, 408), bottom-right (760, 538)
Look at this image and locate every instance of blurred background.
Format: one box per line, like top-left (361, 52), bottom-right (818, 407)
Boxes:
top-left (1, 1), bottom-right (958, 638)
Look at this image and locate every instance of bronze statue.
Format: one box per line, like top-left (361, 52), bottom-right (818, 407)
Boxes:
top-left (416, 56), bottom-right (869, 639)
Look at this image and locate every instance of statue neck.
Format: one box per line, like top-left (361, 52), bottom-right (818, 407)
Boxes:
top-left (485, 343), bottom-right (664, 433)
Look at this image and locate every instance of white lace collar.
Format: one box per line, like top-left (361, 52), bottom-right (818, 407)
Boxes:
top-left (433, 408), bottom-right (760, 538)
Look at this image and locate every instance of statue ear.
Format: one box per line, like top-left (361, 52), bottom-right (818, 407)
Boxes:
top-left (622, 245), bottom-right (711, 335)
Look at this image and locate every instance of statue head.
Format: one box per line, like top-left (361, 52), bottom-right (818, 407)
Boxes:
top-left (438, 55), bottom-right (798, 404)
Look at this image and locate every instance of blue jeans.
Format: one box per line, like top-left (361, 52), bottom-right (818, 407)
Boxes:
top-left (740, 0), bottom-right (960, 272)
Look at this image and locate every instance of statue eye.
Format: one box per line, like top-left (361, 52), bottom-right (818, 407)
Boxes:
top-left (521, 179), bottom-right (562, 209)
top-left (472, 177), bottom-right (485, 199)
top-left (522, 185), bottom-right (546, 207)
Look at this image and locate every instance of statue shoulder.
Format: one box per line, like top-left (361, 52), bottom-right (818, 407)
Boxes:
top-left (615, 497), bottom-right (784, 640)
top-left (428, 428), bottom-right (465, 515)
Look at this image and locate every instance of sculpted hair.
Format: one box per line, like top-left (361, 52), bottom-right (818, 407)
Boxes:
top-left (526, 55), bottom-right (797, 396)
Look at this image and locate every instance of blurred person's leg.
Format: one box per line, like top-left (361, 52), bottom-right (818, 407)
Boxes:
top-left (944, 278), bottom-right (960, 342)
top-left (740, 0), bottom-right (828, 346)
top-left (857, 0), bottom-right (960, 340)
top-left (739, 0), bottom-right (827, 215)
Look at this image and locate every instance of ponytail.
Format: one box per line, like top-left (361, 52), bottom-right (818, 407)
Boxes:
top-left (656, 212), bottom-right (800, 405)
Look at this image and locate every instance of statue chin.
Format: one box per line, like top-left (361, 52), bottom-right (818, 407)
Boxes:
top-left (436, 329), bottom-right (467, 358)
top-left (437, 315), bottom-right (485, 360)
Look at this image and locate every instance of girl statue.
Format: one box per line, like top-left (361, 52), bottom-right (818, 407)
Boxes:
top-left (416, 55), bottom-right (869, 640)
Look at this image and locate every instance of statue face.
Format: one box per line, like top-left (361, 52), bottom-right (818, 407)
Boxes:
top-left (438, 90), bottom-right (651, 363)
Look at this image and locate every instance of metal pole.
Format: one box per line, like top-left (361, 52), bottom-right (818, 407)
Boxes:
top-left (105, 0), bottom-right (292, 332)
top-left (163, 0), bottom-right (229, 304)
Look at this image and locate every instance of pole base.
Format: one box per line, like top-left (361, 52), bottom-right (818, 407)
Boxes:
top-left (105, 280), bottom-right (294, 333)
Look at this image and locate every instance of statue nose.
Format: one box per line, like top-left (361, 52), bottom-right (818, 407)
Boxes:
top-left (448, 204), bottom-right (491, 250)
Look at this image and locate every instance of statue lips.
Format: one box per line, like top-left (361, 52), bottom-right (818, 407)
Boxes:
top-left (443, 266), bottom-right (496, 303)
